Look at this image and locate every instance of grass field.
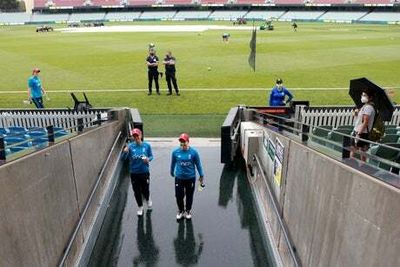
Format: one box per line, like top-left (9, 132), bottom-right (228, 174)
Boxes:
top-left (0, 21), bottom-right (399, 136)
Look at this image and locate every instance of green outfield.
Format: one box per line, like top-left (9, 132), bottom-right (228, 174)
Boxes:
top-left (0, 21), bottom-right (399, 136)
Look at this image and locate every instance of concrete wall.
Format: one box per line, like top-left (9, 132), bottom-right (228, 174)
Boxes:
top-left (284, 142), bottom-right (400, 267)
top-left (243, 123), bottom-right (400, 266)
top-left (0, 115), bottom-right (125, 266)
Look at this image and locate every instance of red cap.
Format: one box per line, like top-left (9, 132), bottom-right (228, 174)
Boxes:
top-left (179, 133), bottom-right (189, 142)
top-left (130, 128), bottom-right (142, 136)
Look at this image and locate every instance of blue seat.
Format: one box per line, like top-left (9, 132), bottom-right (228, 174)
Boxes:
top-left (8, 126), bottom-right (28, 134)
top-left (53, 127), bottom-right (69, 138)
top-left (28, 127), bottom-right (47, 133)
top-left (0, 128), bottom-right (10, 135)
top-left (27, 131), bottom-right (47, 138)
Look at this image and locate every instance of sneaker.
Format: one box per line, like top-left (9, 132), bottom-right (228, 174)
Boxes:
top-left (176, 212), bottom-right (184, 220)
top-left (185, 211), bottom-right (192, 220)
top-left (146, 199), bottom-right (152, 210)
top-left (137, 207), bottom-right (144, 216)
top-left (176, 92), bottom-right (180, 96)
top-left (147, 92), bottom-right (152, 95)
top-left (156, 91), bottom-right (160, 95)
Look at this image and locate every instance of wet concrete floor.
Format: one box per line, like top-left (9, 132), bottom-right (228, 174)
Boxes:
top-left (89, 140), bottom-right (273, 267)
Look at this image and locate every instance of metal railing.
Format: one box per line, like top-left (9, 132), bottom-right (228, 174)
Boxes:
top-left (251, 108), bottom-right (400, 188)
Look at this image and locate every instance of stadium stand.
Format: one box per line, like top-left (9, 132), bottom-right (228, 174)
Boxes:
top-left (360, 12), bottom-right (400, 22)
top-left (174, 10), bottom-right (211, 19)
top-left (280, 11), bottom-right (325, 20)
top-left (274, 0), bottom-right (306, 5)
top-left (209, 10), bottom-right (248, 20)
top-left (355, 0), bottom-right (392, 4)
top-left (319, 11), bottom-right (368, 21)
top-left (128, 0), bottom-right (157, 6)
top-left (105, 11), bottom-right (141, 21)
top-left (312, 0), bottom-right (346, 4)
top-left (140, 11), bottom-right (177, 19)
top-left (68, 12), bottom-right (106, 22)
top-left (90, 0), bottom-right (123, 6)
top-left (236, 0), bottom-right (266, 4)
top-left (31, 13), bottom-right (70, 23)
top-left (201, 0), bottom-right (228, 4)
top-left (47, 0), bottom-right (86, 7)
top-left (164, 0), bottom-right (195, 5)
top-left (245, 10), bottom-right (285, 20)
top-left (0, 12), bottom-right (31, 25)
top-left (34, 0), bottom-right (50, 8)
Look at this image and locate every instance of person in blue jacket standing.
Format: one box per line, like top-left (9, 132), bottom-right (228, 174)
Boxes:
top-left (123, 128), bottom-right (153, 216)
top-left (269, 78), bottom-right (293, 106)
top-left (170, 133), bottom-right (204, 220)
top-left (27, 67), bottom-right (46, 108)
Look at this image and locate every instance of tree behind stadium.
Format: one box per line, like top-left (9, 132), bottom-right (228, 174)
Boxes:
top-left (0, 0), bottom-right (19, 11)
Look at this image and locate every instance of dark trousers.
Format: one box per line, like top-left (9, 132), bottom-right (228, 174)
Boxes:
top-left (32, 97), bottom-right (44, 109)
top-left (130, 172), bottom-right (150, 207)
top-left (166, 72), bottom-right (179, 93)
top-left (175, 178), bottom-right (195, 213)
top-left (148, 71), bottom-right (159, 93)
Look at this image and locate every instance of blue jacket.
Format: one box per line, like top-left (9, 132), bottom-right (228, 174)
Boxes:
top-left (170, 147), bottom-right (204, 180)
top-left (28, 76), bottom-right (43, 98)
top-left (123, 141), bottom-right (153, 174)
top-left (269, 86), bottom-right (293, 106)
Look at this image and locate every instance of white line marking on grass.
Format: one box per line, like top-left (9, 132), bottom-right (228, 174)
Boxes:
top-left (56, 25), bottom-right (254, 33)
top-left (1, 87), bottom-right (399, 94)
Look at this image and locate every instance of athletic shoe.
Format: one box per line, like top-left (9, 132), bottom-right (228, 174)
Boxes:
top-left (137, 207), bottom-right (144, 216)
top-left (156, 91), bottom-right (160, 95)
top-left (146, 199), bottom-right (152, 210)
top-left (147, 92), bottom-right (152, 95)
top-left (185, 211), bottom-right (192, 220)
top-left (176, 212), bottom-right (184, 220)
top-left (176, 93), bottom-right (180, 96)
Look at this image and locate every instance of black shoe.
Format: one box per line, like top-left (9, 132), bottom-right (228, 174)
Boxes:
top-left (167, 92), bottom-right (172, 95)
top-left (148, 92), bottom-right (152, 95)
top-left (157, 91), bottom-right (160, 95)
top-left (176, 92), bottom-right (180, 96)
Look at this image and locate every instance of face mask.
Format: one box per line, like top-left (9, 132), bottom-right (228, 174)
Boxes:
top-left (361, 96), bottom-right (368, 103)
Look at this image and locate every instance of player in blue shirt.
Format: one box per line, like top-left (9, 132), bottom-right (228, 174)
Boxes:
top-left (27, 68), bottom-right (46, 108)
top-left (269, 78), bottom-right (293, 106)
top-left (170, 133), bottom-right (204, 220)
top-left (123, 128), bottom-right (154, 216)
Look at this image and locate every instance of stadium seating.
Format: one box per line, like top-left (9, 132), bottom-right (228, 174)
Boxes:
top-left (209, 10), bottom-right (248, 20)
top-left (319, 11), bottom-right (367, 21)
top-left (245, 10), bottom-right (285, 20)
top-left (0, 12), bottom-right (31, 25)
top-left (311, 125), bottom-right (333, 145)
top-left (312, 0), bottom-right (346, 4)
top-left (236, 0), bottom-right (266, 4)
top-left (274, 0), bottom-right (306, 4)
top-left (49, 0), bottom-right (86, 7)
top-left (174, 11), bottom-right (211, 20)
top-left (90, 0), bottom-right (122, 6)
top-left (69, 12), bottom-right (106, 22)
top-left (128, 0), bottom-right (157, 6)
top-left (31, 13), bottom-right (70, 23)
top-left (201, 0), bottom-right (229, 4)
top-left (0, 126), bottom-right (69, 157)
top-left (34, 0), bottom-right (49, 8)
top-left (164, 0), bottom-right (195, 5)
top-left (140, 11), bottom-right (177, 19)
top-left (355, 0), bottom-right (392, 4)
top-left (105, 12), bottom-right (141, 21)
top-left (369, 143), bottom-right (400, 171)
top-left (280, 11), bottom-right (325, 20)
top-left (360, 12), bottom-right (400, 22)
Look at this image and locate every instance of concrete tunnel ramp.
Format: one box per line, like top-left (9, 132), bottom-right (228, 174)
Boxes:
top-left (88, 138), bottom-right (273, 266)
